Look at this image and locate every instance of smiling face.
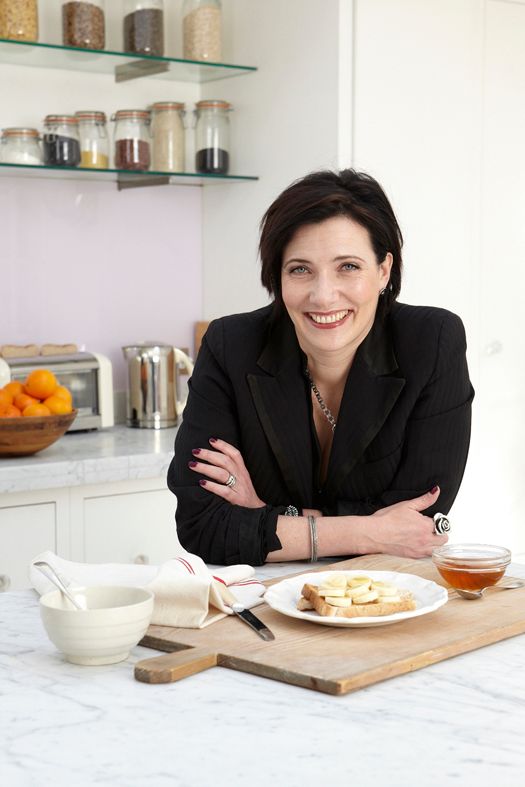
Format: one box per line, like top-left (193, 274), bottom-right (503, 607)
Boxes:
top-left (281, 216), bottom-right (392, 366)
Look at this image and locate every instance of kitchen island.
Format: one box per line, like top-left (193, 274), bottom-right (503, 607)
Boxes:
top-left (1, 561), bottom-right (525, 787)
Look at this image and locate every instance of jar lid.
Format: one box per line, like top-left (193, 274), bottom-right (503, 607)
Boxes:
top-left (43, 115), bottom-right (79, 125)
top-left (195, 100), bottom-right (232, 110)
top-left (151, 102), bottom-right (185, 111)
top-left (113, 109), bottom-right (151, 121)
top-left (75, 111), bottom-right (107, 122)
top-left (1, 127), bottom-right (40, 138)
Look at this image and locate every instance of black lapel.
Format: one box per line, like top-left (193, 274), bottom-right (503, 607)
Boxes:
top-left (246, 310), bottom-right (314, 506)
top-left (327, 311), bottom-right (406, 495)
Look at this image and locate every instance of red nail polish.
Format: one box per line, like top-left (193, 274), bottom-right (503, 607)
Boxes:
top-left (192, 448), bottom-right (201, 456)
top-left (209, 437), bottom-right (218, 443)
top-left (199, 479), bottom-right (207, 486)
top-left (430, 485), bottom-right (439, 494)
top-left (188, 460), bottom-right (198, 468)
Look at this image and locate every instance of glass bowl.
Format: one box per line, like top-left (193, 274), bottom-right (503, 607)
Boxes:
top-left (432, 543), bottom-right (511, 591)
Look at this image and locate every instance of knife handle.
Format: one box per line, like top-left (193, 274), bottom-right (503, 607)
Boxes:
top-left (134, 647), bottom-right (217, 684)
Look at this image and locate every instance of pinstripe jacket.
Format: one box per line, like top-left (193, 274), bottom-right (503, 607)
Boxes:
top-left (167, 302), bottom-right (474, 565)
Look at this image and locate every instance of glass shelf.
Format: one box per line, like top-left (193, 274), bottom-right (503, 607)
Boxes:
top-left (0, 161), bottom-right (258, 189)
top-left (0, 38), bottom-right (257, 83)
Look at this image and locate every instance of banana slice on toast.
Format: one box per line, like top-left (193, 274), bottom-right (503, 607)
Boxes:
top-left (297, 574), bottom-right (416, 617)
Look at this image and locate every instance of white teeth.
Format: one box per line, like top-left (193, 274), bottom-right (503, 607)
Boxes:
top-left (309, 310), bottom-right (348, 324)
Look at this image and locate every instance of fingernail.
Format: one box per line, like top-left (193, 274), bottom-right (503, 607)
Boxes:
top-left (188, 460), bottom-right (198, 468)
top-left (429, 485), bottom-right (439, 494)
top-left (192, 448), bottom-right (201, 456)
top-left (209, 437), bottom-right (218, 443)
top-left (199, 479), bottom-right (207, 486)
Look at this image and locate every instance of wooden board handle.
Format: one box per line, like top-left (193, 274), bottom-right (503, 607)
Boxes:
top-left (134, 647), bottom-right (218, 684)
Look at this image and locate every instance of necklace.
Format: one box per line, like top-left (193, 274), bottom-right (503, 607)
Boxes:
top-left (305, 368), bottom-right (337, 432)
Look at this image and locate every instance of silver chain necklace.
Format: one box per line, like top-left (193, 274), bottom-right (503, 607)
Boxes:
top-left (305, 368), bottom-right (337, 432)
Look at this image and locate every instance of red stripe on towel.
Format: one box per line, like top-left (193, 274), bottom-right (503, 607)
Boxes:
top-left (176, 557), bottom-right (195, 574)
top-left (212, 575), bottom-right (227, 585)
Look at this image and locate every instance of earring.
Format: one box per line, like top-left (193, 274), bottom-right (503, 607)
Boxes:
top-left (380, 288), bottom-right (386, 296)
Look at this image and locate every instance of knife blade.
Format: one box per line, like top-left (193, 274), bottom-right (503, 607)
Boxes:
top-left (214, 579), bottom-right (275, 641)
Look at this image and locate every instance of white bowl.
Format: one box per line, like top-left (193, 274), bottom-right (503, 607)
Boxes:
top-left (40, 586), bottom-right (154, 666)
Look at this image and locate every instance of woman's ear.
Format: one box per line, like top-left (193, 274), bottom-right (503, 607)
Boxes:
top-left (379, 252), bottom-right (393, 289)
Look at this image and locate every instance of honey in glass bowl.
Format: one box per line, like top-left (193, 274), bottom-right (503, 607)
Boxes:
top-left (432, 543), bottom-right (511, 591)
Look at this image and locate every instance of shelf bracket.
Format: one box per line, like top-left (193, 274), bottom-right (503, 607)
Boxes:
top-left (115, 59), bottom-right (170, 83)
top-left (117, 174), bottom-right (171, 190)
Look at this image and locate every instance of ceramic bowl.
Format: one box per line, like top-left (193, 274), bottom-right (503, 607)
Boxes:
top-left (0, 410), bottom-right (77, 457)
top-left (40, 585), bottom-right (154, 665)
top-left (432, 543), bottom-right (511, 592)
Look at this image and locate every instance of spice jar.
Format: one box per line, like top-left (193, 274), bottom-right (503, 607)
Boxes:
top-left (112, 109), bottom-right (151, 171)
top-left (0, 128), bottom-right (42, 165)
top-left (123, 0), bottom-right (164, 57)
top-left (62, 1), bottom-right (105, 50)
top-left (194, 100), bottom-right (231, 175)
top-left (151, 102), bottom-right (185, 173)
top-left (182, 0), bottom-right (221, 62)
top-left (75, 111), bottom-right (109, 169)
top-left (0, 0), bottom-right (39, 42)
top-left (42, 115), bottom-right (81, 167)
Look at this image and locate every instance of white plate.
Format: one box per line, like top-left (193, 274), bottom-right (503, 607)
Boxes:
top-left (264, 570), bottom-right (448, 628)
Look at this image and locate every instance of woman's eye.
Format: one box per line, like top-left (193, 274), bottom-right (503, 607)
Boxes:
top-left (289, 265), bottom-right (309, 275)
top-left (341, 262), bottom-right (358, 271)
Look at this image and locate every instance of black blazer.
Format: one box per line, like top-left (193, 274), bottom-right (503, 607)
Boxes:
top-left (167, 302), bottom-right (474, 565)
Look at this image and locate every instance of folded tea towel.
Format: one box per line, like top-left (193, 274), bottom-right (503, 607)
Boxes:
top-left (29, 549), bottom-right (266, 628)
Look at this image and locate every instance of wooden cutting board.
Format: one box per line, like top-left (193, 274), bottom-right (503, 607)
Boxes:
top-left (134, 554), bottom-right (525, 695)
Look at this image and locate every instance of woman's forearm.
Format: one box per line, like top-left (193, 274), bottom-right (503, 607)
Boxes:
top-left (266, 514), bottom-right (376, 562)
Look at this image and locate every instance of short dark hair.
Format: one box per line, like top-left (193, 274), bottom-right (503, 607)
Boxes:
top-left (259, 169), bottom-right (403, 315)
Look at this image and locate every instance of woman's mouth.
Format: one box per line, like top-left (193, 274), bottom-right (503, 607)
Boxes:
top-left (307, 310), bottom-right (350, 328)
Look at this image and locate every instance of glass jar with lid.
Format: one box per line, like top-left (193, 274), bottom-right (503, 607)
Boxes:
top-left (123, 0), bottom-right (164, 57)
top-left (182, 0), bottom-right (221, 62)
top-left (151, 102), bottom-right (185, 173)
top-left (62, 0), bottom-right (105, 50)
top-left (194, 100), bottom-right (231, 175)
top-left (0, 128), bottom-right (42, 165)
top-left (42, 115), bottom-right (81, 167)
top-left (0, 0), bottom-right (39, 42)
top-left (75, 111), bottom-right (109, 169)
top-left (112, 109), bottom-right (151, 171)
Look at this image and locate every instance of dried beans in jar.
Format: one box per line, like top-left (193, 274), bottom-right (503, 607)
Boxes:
top-left (62, 1), bottom-right (105, 50)
top-left (112, 109), bottom-right (151, 171)
top-left (42, 115), bottom-right (81, 168)
top-left (182, 0), bottom-right (222, 62)
top-left (123, 0), bottom-right (164, 57)
top-left (0, 0), bottom-right (39, 42)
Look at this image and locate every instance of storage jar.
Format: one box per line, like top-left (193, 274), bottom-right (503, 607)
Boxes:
top-left (151, 102), bottom-right (185, 172)
top-left (0, 127), bottom-right (42, 165)
top-left (0, 0), bottom-right (39, 42)
top-left (194, 99), bottom-right (231, 175)
top-left (75, 111), bottom-right (109, 169)
top-left (42, 115), bottom-right (81, 167)
top-left (123, 0), bottom-right (164, 57)
top-left (182, 0), bottom-right (221, 62)
top-left (62, 0), bottom-right (105, 50)
top-left (112, 109), bottom-right (151, 171)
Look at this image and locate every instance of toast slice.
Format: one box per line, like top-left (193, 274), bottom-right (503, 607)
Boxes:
top-left (300, 582), bottom-right (416, 618)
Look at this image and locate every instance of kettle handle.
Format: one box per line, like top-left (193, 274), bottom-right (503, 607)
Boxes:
top-left (173, 348), bottom-right (194, 417)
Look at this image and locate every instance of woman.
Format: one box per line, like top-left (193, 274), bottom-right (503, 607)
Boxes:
top-left (167, 169), bottom-right (474, 566)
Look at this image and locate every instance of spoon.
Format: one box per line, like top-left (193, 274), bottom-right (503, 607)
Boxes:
top-left (454, 579), bottom-right (525, 600)
top-left (33, 561), bottom-right (87, 610)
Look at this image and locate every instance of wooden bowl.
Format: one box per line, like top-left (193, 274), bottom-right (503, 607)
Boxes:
top-left (0, 410), bottom-right (77, 457)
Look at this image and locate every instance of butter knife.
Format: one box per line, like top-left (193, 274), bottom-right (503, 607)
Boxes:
top-left (215, 580), bottom-right (275, 641)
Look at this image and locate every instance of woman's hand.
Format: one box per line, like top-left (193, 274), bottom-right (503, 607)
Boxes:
top-left (189, 438), bottom-right (266, 508)
top-left (369, 486), bottom-right (448, 558)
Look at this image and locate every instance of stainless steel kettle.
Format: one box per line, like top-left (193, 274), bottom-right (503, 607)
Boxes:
top-left (122, 343), bottom-right (194, 429)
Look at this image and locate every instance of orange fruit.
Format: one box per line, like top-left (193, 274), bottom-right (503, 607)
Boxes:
top-left (3, 381), bottom-right (24, 399)
top-left (24, 369), bottom-right (58, 400)
top-left (43, 395), bottom-right (72, 415)
top-left (14, 392), bottom-right (38, 411)
top-left (0, 404), bottom-right (22, 418)
top-left (22, 403), bottom-right (52, 417)
top-left (53, 385), bottom-right (73, 405)
top-left (0, 389), bottom-right (14, 410)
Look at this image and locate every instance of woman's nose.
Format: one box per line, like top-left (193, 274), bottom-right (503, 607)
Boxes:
top-left (309, 273), bottom-right (338, 307)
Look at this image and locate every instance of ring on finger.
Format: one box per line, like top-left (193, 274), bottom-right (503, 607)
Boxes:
top-left (225, 473), bottom-right (237, 489)
top-left (433, 512), bottom-right (450, 535)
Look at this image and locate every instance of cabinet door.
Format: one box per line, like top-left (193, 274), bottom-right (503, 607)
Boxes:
top-left (0, 503), bottom-right (56, 590)
top-left (82, 486), bottom-right (181, 565)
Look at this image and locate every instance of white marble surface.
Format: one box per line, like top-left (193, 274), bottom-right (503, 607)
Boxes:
top-left (0, 426), bottom-right (178, 494)
top-left (1, 561), bottom-right (525, 787)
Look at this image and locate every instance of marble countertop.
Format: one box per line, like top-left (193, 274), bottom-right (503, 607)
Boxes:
top-left (0, 425), bottom-right (178, 494)
top-left (2, 561), bottom-right (525, 787)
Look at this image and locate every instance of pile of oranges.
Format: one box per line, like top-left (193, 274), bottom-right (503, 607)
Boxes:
top-left (0, 369), bottom-right (73, 418)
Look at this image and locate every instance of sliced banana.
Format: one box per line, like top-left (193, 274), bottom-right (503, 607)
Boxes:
top-left (371, 582), bottom-right (399, 596)
top-left (352, 589), bottom-right (379, 604)
top-left (347, 575), bottom-right (372, 589)
top-left (325, 596), bottom-right (353, 607)
top-left (318, 586), bottom-right (346, 597)
top-left (377, 594), bottom-right (402, 604)
top-left (344, 583), bottom-right (372, 599)
top-left (323, 573), bottom-right (347, 588)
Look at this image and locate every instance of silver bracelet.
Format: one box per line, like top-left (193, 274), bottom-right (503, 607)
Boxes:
top-left (307, 515), bottom-right (318, 562)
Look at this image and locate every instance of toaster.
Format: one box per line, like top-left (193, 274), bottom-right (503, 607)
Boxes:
top-left (0, 352), bottom-right (114, 431)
